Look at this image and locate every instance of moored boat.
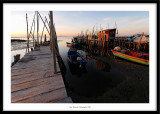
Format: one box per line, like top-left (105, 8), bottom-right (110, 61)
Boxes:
top-left (112, 48), bottom-right (149, 66)
top-left (67, 44), bottom-right (72, 47)
top-left (68, 48), bottom-right (87, 67)
top-left (66, 42), bottom-right (71, 44)
top-left (66, 42), bottom-right (74, 47)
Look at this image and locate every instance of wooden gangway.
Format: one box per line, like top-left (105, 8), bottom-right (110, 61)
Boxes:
top-left (11, 46), bottom-right (72, 103)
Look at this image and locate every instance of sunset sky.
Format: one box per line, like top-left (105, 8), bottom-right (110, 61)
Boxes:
top-left (11, 11), bottom-right (149, 38)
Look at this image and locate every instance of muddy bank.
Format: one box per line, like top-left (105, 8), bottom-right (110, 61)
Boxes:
top-left (64, 52), bottom-right (149, 103)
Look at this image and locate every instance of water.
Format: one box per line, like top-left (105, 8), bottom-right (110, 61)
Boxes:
top-left (11, 36), bottom-right (149, 103)
top-left (11, 37), bottom-right (58, 63)
top-left (57, 37), bottom-right (126, 102)
top-left (11, 36), bottom-right (126, 102)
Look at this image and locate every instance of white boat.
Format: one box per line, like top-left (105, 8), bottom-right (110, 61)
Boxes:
top-left (132, 34), bottom-right (149, 43)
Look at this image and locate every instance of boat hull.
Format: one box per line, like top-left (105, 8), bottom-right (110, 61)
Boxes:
top-left (67, 44), bottom-right (72, 47)
top-left (68, 50), bottom-right (87, 66)
top-left (67, 57), bottom-right (87, 66)
top-left (112, 50), bottom-right (149, 65)
top-left (66, 42), bottom-right (71, 44)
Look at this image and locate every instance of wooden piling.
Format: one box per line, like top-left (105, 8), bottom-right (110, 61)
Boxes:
top-left (33, 17), bottom-right (35, 48)
top-left (50, 11), bottom-right (57, 74)
top-left (37, 11), bottom-right (39, 45)
top-left (26, 13), bottom-right (29, 53)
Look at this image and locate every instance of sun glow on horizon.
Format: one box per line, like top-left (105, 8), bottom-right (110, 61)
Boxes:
top-left (11, 11), bottom-right (149, 38)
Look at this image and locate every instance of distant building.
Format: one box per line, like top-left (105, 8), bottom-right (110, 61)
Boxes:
top-left (97, 28), bottom-right (116, 41)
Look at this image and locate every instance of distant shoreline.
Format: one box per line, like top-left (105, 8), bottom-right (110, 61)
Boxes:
top-left (11, 39), bottom-right (27, 42)
top-left (11, 36), bottom-right (74, 38)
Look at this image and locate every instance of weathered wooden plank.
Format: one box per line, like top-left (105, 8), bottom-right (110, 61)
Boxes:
top-left (11, 79), bottom-right (65, 103)
top-left (11, 70), bottom-right (46, 80)
top-left (11, 46), bottom-right (69, 103)
top-left (12, 60), bottom-right (59, 71)
top-left (16, 87), bottom-right (67, 103)
top-left (11, 74), bottom-right (62, 92)
top-left (12, 63), bottom-right (51, 70)
top-left (13, 60), bottom-right (52, 67)
top-left (11, 67), bottom-right (51, 76)
top-left (12, 71), bottom-right (61, 85)
top-left (11, 66), bottom-right (60, 77)
top-left (12, 61), bottom-right (59, 71)
top-left (12, 65), bottom-right (50, 73)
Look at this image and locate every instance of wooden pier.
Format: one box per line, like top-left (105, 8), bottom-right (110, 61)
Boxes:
top-left (83, 39), bottom-right (149, 55)
top-left (11, 46), bottom-right (72, 103)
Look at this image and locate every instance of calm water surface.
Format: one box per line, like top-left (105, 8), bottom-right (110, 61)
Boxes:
top-left (11, 37), bottom-right (126, 101)
top-left (11, 36), bottom-right (148, 103)
top-left (58, 37), bottom-right (126, 100)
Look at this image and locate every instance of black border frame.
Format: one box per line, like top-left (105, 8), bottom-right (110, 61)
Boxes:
top-left (2, 0), bottom-right (159, 113)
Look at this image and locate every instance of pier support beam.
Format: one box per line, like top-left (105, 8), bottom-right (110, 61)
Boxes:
top-left (26, 13), bottom-right (29, 53)
top-left (50, 11), bottom-right (57, 74)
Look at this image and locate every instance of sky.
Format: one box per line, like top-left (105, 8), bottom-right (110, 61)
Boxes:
top-left (11, 11), bottom-right (149, 38)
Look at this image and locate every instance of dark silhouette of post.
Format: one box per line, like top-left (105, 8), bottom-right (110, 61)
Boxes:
top-left (33, 17), bottom-right (35, 48)
top-left (44, 34), bottom-right (47, 42)
top-left (26, 13), bottom-right (29, 53)
top-left (37, 11), bottom-right (39, 45)
top-left (49, 11), bottom-right (57, 74)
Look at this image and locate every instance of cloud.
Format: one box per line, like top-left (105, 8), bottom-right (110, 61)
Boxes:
top-left (102, 16), bottom-right (149, 35)
top-left (132, 18), bottom-right (149, 25)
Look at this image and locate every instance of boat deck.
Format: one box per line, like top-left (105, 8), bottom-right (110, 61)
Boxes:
top-left (11, 46), bottom-right (72, 103)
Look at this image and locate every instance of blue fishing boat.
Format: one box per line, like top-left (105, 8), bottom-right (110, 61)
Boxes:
top-left (66, 42), bottom-right (74, 47)
top-left (67, 48), bottom-right (87, 67)
top-left (66, 42), bottom-right (71, 44)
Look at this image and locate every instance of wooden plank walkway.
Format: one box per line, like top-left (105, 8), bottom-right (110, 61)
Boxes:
top-left (11, 46), bottom-right (72, 103)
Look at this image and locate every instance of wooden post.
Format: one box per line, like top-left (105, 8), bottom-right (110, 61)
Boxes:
top-left (33, 17), bottom-right (35, 48)
top-left (53, 23), bottom-right (60, 56)
top-left (14, 54), bottom-right (20, 63)
top-left (44, 34), bottom-right (47, 42)
top-left (26, 13), bottom-right (29, 53)
top-left (49, 11), bottom-right (57, 74)
top-left (40, 18), bottom-right (48, 45)
top-left (144, 44), bottom-right (146, 51)
top-left (129, 42), bottom-right (130, 49)
top-left (37, 11), bottom-right (39, 45)
top-left (122, 40), bottom-right (123, 48)
top-left (137, 32), bottom-right (144, 51)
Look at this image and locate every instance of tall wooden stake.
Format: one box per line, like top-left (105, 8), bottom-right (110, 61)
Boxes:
top-left (26, 13), bottom-right (29, 53)
top-left (37, 11), bottom-right (39, 45)
top-left (33, 18), bottom-right (35, 47)
top-left (49, 11), bottom-right (57, 74)
top-left (137, 32), bottom-right (144, 51)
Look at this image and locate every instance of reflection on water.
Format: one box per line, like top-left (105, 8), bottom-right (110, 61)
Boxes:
top-left (96, 58), bottom-right (111, 72)
top-left (11, 37), bottom-right (126, 102)
top-left (67, 60), bottom-right (87, 77)
top-left (58, 37), bottom-right (126, 100)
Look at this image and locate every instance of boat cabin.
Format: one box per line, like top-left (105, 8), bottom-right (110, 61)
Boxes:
top-left (97, 28), bottom-right (116, 41)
